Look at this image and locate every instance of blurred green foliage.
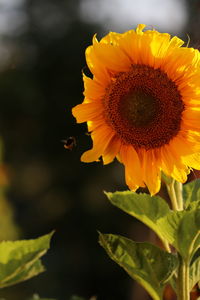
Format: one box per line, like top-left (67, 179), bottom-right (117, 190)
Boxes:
top-left (0, 138), bottom-right (19, 240)
top-left (28, 293), bottom-right (56, 300)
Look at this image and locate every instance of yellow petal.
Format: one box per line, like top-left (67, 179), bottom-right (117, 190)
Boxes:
top-left (136, 24), bottom-right (146, 34)
top-left (102, 136), bottom-right (121, 165)
top-left (81, 125), bottom-right (115, 162)
top-left (160, 146), bottom-right (189, 183)
top-left (116, 30), bottom-right (139, 64)
top-left (170, 134), bottom-right (199, 156)
top-left (72, 102), bottom-right (103, 123)
top-left (163, 47), bottom-right (200, 82)
top-left (182, 152), bottom-right (200, 170)
top-left (83, 73), bottom-right (105, 101)
top-left (92, 38), bottom-right (131, 72)
top-left (142, 32), bottom-right (171, 67)
top-left (182, 109), bottom-right (200, 131)
top-left (85, 44), bottom-right (111, 84)
top-left (120, 145), bottom-right (144, 191)
top-left (140, 149), bottom-right (161, 195)
top-left (100, 31), bottom-right (122, 45)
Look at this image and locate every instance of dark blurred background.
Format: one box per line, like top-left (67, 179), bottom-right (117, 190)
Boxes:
top-left (0, 0), bottom-right (198, 299)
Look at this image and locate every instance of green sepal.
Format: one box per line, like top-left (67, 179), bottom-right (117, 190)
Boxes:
top-left (0, 231), bottom-right (54, 288)
top-left (99, 232), bottom-right (178, 300)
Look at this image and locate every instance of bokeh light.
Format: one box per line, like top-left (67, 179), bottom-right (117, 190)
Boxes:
top-left (80, 0), bottom-right (187, 33)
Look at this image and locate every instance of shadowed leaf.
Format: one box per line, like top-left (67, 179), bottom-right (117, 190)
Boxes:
top-left (183, 179), bottom-right (200, 208)
top-left (99, 232), bottom-right (178, 300)
top-left (190, 256), bottom-right (200, 291)
top-left (177, 209), bottom-right (200, 260)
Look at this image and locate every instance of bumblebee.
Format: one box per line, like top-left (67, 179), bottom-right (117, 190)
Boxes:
top-left (61, 137), bottom-right (76, 150)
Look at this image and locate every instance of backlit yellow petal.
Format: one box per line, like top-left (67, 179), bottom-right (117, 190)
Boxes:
top-left (161, 146), bottom-right (189, 183)
top-left (139, 149), bottom-right (161, 195)
top-left (102, 136), bottom-right (121, 165)
top-left (120, 145), bottom-right (144, 191)
top-left (83, 73), bottom-right (105, 101)
top-left (182, 153), bottom-right (200, 170)
top-left (72, 102), bottom-right (103, 123)
top-left (136, 24), bottom-right (146, 34)
top-left (81, 125), bottom-right (115, 162)
top-left (92, 40), bottom-right (131, 72)
top-left (85, 45), bottom-right (111, 84)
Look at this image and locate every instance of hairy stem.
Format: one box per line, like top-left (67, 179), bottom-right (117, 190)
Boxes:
top-left (174, 181), bottom-right (184, 210)
top-left (177, 257), bottom-right (190, 300)
top-left (165, 177), bottom-right (190, 300)
top-left (166, 179), bottom-right (179, 211)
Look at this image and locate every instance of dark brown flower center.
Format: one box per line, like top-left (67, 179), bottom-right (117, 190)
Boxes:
top-left (103, 65), bottom-right (184, 149)
top-left (120, 90), bottom-right (157, 127)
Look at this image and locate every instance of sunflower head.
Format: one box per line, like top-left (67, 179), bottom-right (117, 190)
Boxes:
top-left (72, 24), bottom-right (200, 195)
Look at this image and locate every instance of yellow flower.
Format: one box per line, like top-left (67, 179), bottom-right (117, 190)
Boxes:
top-left (72, 24), bottom-right (200, 195)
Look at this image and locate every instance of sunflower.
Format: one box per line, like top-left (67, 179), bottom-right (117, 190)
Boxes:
top-left (72, 24), bottom-right (200, 195)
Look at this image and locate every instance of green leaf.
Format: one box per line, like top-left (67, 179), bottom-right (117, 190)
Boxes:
top-left (160, 208), bottom-right (200, 260)
top-left (0, 231), bottom-right (54, 288)
top-left (157, 210), bottom-right (185, 249)
top-left (99, 232), bottom-right (178, 300)
top-left (190, 256), bottom-right (200, 291)
top-left (105, 191), bottom-right (173, 246)
top-left (3, 259), bottom-right (45, 288)
top-left (177, 209), bottom-right (200, 260)
top-left (186, 200), bottom-right (200, 211)
top-left (183, 179), bottom-right (200, 208)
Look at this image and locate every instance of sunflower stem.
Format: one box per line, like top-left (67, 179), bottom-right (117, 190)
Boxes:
top-left (165, 178), bottom-right (190, 300)
top-left (166, 179), bottom-right (179, 211)
top-left (174, 181), bottom-right (184, 210)
top-left (177, 256), bottom-right (190, 300)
